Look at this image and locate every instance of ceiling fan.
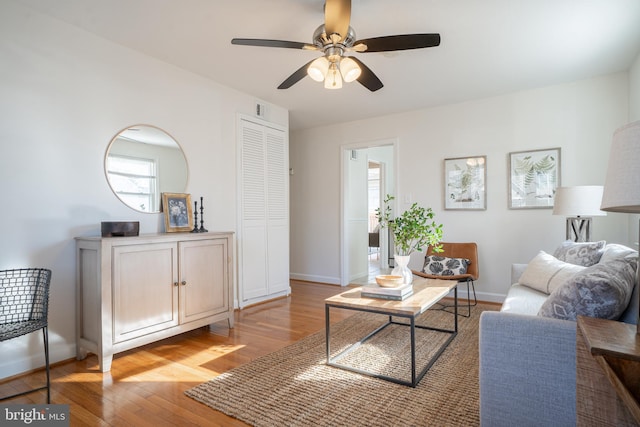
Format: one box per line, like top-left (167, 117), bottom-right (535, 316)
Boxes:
top-left (231, 0), bottom-right (440, 91)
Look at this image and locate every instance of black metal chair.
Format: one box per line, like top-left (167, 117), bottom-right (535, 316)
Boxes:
top-left (0, 268), bottom-right (52, 403)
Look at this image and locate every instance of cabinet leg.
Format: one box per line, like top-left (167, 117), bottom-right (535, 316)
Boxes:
top-left (76, 347), bottom-right (88, 360)
top-left (100, 354), bottom-right (113, 373)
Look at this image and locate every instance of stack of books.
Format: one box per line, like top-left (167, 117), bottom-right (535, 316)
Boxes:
top-left (360, 283), bottom-right (413, 301)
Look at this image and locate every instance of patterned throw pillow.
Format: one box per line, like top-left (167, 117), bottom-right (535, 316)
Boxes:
top-left (423, 256), bottom-right (470, 276)
top-left (553, 240), bottom-right (605, 267)
top-left (537, 257), bottom-right (637, 321)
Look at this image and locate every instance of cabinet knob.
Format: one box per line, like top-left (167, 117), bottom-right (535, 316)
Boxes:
top-left (181, 280), bottom-right (187, 286)
top-left (173, 282), bottom-right (179, 287)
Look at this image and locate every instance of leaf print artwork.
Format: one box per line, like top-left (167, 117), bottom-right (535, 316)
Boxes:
top-left (444, 156), bottom-right (486, 210)
top-left (509, 148), bottom-right (561, 209)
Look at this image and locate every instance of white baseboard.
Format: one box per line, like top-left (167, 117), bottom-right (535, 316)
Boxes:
top-left (475, 291), bottom-right (506, 304)
top-left (448, 289), bottom-right (505, 304)
top-left (0, 343), bottom-right (75, 379)
top-left (238, 288), bottom-right (292, 309)
top-left (290, 273), bottom-right (341, 285)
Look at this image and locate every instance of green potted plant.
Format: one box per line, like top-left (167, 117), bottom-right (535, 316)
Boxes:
top-left (375, 195), bottom-right (444, 284)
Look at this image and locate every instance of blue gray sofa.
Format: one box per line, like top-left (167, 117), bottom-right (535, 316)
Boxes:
top-left (479, 242), bottom-right (638, 427)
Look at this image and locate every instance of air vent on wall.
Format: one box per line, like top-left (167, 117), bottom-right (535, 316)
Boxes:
top-left (256, 102), bottom-right (266, 118)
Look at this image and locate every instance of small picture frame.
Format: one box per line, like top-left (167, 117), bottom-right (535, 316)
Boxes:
top-left (508, 148), bottom-right (561, 209)
top-left (162, 192), bottom-right (194, 232)
top-left (444, 155), bottom-right (487, 210)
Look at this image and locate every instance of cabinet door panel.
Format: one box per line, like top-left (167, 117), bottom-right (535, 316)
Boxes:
top-left (179, 239), bottom-right (228, 324)
top-left (112, 243), bottom-right (178, 343)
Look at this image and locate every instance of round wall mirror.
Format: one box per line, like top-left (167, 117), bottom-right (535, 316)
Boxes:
top-left (105, 125), bottom-right (188, 213)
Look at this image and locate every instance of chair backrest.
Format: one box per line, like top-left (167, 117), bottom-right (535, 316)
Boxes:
top-left (0, 268), bottom-right (51, 326)
top-left (427, 242), bottom-right (479, 280)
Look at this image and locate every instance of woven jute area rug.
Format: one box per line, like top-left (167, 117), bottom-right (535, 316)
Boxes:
top-left (186, 303), bottom-right (498, 427)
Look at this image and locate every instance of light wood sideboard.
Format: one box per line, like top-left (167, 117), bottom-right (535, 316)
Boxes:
top-left (75, 232), bottom-right (234, 372)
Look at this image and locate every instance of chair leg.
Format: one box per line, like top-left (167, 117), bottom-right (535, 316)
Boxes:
top-left (461, 279), bottom-right (478, 318)
top-left (468, 280), bottom-right (477, 306)
top-left (0, 327), bottom-right (51, 403)
top-left (437, 279), bottom-right (476, 318)
top-left (43, 326), bottom-right (51, 404)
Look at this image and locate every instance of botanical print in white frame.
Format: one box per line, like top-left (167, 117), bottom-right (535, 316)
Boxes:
top-left (508, 147), bottom-right (561, 209)
top-left (444, 155), bottom-right (487, 210)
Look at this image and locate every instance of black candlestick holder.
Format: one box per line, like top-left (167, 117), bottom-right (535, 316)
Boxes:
top-left (191, 201), bottom-right (200, 233)
top-left (198, 197), bottom-right (208, 232)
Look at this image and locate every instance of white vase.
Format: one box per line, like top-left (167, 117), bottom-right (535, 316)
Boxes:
top-left (391, 254), bottom-right (413, 285)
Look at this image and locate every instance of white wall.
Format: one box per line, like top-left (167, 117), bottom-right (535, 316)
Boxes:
top-left (0, 1), bottom-right (287, 378)
top-left (630, 51), bottom-right (640, 121)
top-left (625, 51), bottom-right (640, 255)
top-left (290, 73), bottom-right (630, 301)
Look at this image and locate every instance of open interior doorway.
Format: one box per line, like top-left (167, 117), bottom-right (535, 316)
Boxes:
top-left (341, 142), bottom-right (396, 286)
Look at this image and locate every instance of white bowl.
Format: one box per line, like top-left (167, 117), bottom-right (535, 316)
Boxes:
top-left (375, 275), bottom-right (404, 288)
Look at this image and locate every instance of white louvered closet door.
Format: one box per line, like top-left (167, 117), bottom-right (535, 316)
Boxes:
top-left (238, 117), bottom-right (290, 306)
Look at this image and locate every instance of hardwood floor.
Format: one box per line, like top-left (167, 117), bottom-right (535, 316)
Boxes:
top-left (0, 281), bottom-right (355, 426)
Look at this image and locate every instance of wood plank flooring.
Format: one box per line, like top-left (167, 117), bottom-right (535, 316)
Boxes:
top-left (0, 281), bottom-right (355, 426)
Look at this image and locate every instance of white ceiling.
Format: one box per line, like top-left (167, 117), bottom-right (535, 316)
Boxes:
top-left (17, 0), bottom-right (640, 130)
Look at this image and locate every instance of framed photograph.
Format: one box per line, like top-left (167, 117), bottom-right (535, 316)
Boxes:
top-left (161, 192), bottom-right (194, 232)
top-left (444, 155), bottom-right (487, 210)
top-left (508, 148), bottom-right (561, 209)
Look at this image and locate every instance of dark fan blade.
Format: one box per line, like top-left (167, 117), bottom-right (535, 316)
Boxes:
top-left (350, 57), bottom-right (383, 92)
top-left (231, 38), bottom-right (314, 50)
top-left (277, 59), bottom-right (316, 89)
top-left (355, 34), bottom-right (441, 53)
top-left (324, 0), bottom-right (351, 42)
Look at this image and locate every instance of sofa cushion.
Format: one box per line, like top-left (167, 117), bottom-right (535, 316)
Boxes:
top-left (500, 283), bottom-right (549, 315)
top-left (423, 255), bottom-right (470, 276)
top-left (518, 251), bottom-right (586, 294)
top-left (553, 240), bottom-right (605, 267)
top-left (538, 257), bottom-right (637, 321)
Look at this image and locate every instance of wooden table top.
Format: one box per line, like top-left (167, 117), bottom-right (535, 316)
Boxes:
top-left (577, 316), bottom-right (640, 362)
top-left (325, 277), bottom-right (457, 317)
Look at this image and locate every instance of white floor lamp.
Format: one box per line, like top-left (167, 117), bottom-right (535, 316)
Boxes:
top-left (600, 120), bottom-right (640, 334)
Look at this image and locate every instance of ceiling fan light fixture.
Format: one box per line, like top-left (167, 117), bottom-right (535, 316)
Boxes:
top-left (307, 57), bottom-right (329, 82)
top-left (232, 0), bottom-right (440, 92)
top-left (324, 63), bottom-right (343, 89)
top-left (340, 57), bottom-right (361, 82)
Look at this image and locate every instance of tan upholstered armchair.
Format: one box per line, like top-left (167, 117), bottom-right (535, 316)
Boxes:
top-left (413, 242), bottom-right (479, 316)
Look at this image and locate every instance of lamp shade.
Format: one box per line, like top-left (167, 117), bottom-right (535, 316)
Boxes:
top-left (340, 57), bottom-right (361, 82)
top-left (307, 57), bottom-right (329, 82)
top-left (552, 186), bottom-right (606, 217)
top-left (601, 120), bottom-right (640, 213)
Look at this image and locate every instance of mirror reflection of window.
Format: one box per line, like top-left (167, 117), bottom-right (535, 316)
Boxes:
top-left (104, 125), bottom-right (188, 213)
top-left (106, 155), bottom-right (158, 212)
